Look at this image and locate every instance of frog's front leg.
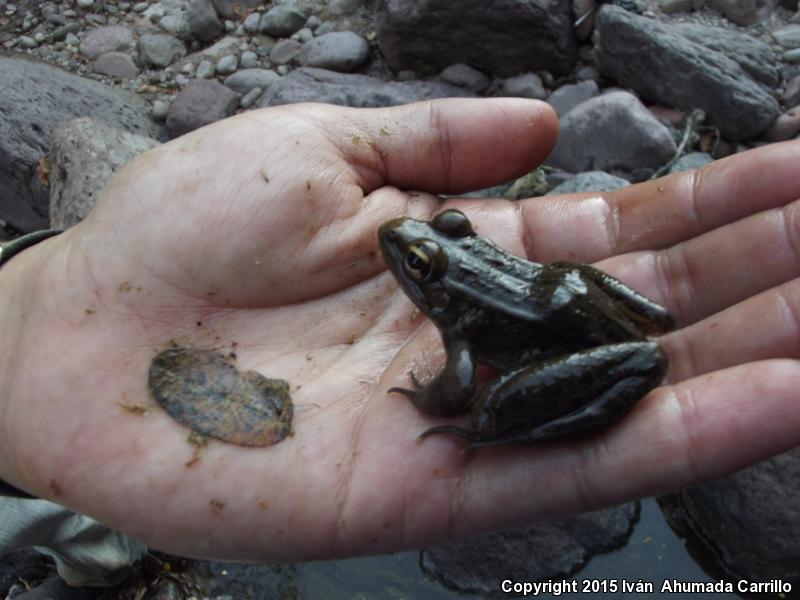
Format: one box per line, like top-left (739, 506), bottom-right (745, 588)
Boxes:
top-left (420, 341), bottom-right (667, 448)
top-left (389, 336), bottom-right (477, 417)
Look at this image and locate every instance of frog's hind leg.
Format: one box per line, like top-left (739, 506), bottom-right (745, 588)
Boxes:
top-left (467, 341), bottom-right (669, 449)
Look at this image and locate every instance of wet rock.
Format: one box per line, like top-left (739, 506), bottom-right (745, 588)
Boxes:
top-left (211, 0), bottom-right (262, 19)
top-left (421, 504), bottom-right (638, 598)
top-left (765, 104), bottom-right (800, 141)
top-left (269, 39), bottom-right (302, 65)
top-left (594, 6), bottom-right (780, 140)
top-left (78, 25), bottom-right (134, 60)
top-left (145, 0), bottom-right (224, 42)
top-left (92, 51), bottom-right (140, 78)
top-left (224, 68), bottom-right (280, 93)
top-left (49, 118), bottom-right (159, 229)
top-left (0, 57), bottom-right (164, 233)
top-left (667, 151), bottom-right (713, 173)
top-left (215, 53), bottom-right (238, 74)
top-left (298, 31), bottom-right (370, 72)
top-left (166, 78), bottom-right (239, 137)
top-left (440, 64), bottom-right (491, 93)
top-left (773, 24), bottom-right (800, 47)
top-left (258, 67), bottom-right (475, 108)
top-left (259, 5), bottom-right (307, 37)
top-left (546, 80), bottom-right (598, 117)
top-left (547, 91), bottom-right (676, 173)
top-left (546, 170), bottom-right (631, 195)
top-left (139, 33), bottom-right (188, 68)
top-left (665, 449), bottom-right (800, 584)
top-left (501, 72), bottom-right (548, 99)
top-left (707, 0), bottom-right (774, 25)
top-left (376, 0), bottom-right (577, 77)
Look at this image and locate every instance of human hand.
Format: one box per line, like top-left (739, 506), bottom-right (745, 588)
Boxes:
top-left (0, 99), bottom-right (797, 562)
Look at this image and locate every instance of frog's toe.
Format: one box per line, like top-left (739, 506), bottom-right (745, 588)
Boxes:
top-left (388, 386), bottom-right (417, 399)
top-left (417, 425), bottom-right (477, 444)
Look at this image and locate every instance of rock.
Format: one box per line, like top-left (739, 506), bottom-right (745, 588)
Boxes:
top-left (656, 0), bottom-right (704, 13)
top-left (546, 91), bottom-right (677, 174)
top-left (211, 0), bottom-right (262, 19)
top-left (240, 87), bottom-right (263, 108)
top-left (298, 31), bottom-right (370, 72)
top-left (546, 80), bottom-right (598, 117)
top-left (546, 171), bottom-right (631, 195)
top-left (259, 5), bottom-right (307, 37)
top-left (504, 168), bottom-right (550, 199)
top-left (145, 0), bottom-right (223, 42)
top-left (52, 22), bottom-right (82, 42)
top-left (152, 99), bottom-right (171, 121)
top-left (224, 68), bottom-right (280, 93)
top-left (196, 59), bottom-right (215, 78)
top-left (215, 53), bottom-right (238, 74)
top-left (501, 72), bottom-right (548, 99)
top-left (166, 78), bottom-right (239, 138)
top-left (421, 504), bottom-right (638, 597)
top-left (773, 24), bottom-right (800, 48)
top-left (258, 67), bottom-right (476, 108)
top-left (0, 57), bottom-right (164, 232)
top-left (707, 0), bottom-right (774, 24)
top-left (329, 0), bottom-right (363, 14)
top-left (376, 0), bottom-right (577, 77)
top-left (765, 104), bottom-right (800, 141)
top-left (664, 450), bottom-right (800, 584)
top-left (138, 33), bottom-right (188, 68)
top-left (593, 6), bottom-right (780, 140)
top-left (667, 151), bottom-right (713, 173)
top-left (438, 64), bottom-right (491, 93)
top-left (49, 118), bottom-right (160, 229)
top-left (269, 39), bottom-right (302, 65)
top-left (240, 50), bottom-right (258, 68)
top-left (784, 74), bottom-right (800, 106)
top-left (92, 51), bottom-right (140, 78)
top-left (78, 25), bottom-right (134, 60)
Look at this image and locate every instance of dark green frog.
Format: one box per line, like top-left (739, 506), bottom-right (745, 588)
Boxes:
top-left (378, 209), bottom-right (674, 449)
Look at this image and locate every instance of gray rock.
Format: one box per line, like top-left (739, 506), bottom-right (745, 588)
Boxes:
top-left (546, 170), bottom-right (631, 195)
top-left (773, 24), bottom-right (800, 48)
top-left (329, 0), bottom-right (363, 14)
top-left (269, 39), bottom-right (302, 65)
top-left (145, 0), bottom-right (223, 42)
top-left (421, 504), bottom-right (638, 598)
top-left (707, 0), bottom-right (773, 25)
top-left (667, 151), bottom-right (713, 173)
top-left (547, 91), bottom-right (677, 173)
top-left (784, 74), bottom-right (800, 106)
top-left (211, 0), bottom-right (262, 18)
top-left (139, 33), bottom-right (187, 67)
top-left (196, 59), bottom-right (215, 78)
top-left (376, 0), bottom-right (577, 77)
top-left (546, 80), bottom-right (599, 117)
top-left (765, 104), bottom-right (800, 141)
top-left (243, 11), bottom-right (261, 32)
top-left (215, 53), bottom-right (238, 74)
top-left (240, 86), bottom-right (263, 108)
top-left (92, 51), bottom-right (140, 78)
top-left (78, 25), bottom-right (133, 60)
top-left (293, 27), bottom-right (314, 43)
top-left (440, 64), bottom-right (491, 93)
top-left (666, 450), bottom-right (800, 584)
top-left (152, 99), bottom-right (171, 121)
top-left (18, 36), bottom-right (38, 49)
top-left (0, 57), bottom-right (164, 232)
top-left (258, 67), bottom-right (476, 108)
top-left (259, 5), bottom-right (307, 37)
top-left (52, 22), bottom-right (82, 42)
top-left (593, 6), bottom-right (780, 140)
top-left (240, 50), bottom-right (258, 68)
top-left (656, 0), bottom-right (704, 13)
top-left (166, 78), bottom-right (239, 138)
top-left (501, 72), bottom-right (547, 99)
top-left (224, 68), bottom-right (279, 93)
top-left (298, 31), bottom-right (369, 72)
top-left (49, 118), bottom-right (159, 229)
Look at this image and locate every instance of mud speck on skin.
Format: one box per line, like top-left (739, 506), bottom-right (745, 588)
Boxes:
top-left (148, 346), bottom-right (293, 447)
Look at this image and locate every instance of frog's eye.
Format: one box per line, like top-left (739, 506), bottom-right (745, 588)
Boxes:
top-left (404, 240), bottom-right (447, 281)
top-left (431, 209), bottom-right (475, 238)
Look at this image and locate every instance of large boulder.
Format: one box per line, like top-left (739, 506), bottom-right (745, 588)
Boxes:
top-left (258, 67), bottom-right (475, 108)
top-left (593, 6), bottom-right (780, 140)
top-left (0, 58), bottom-right (164, 233)
top-left (375, 0), bottom-right (577, 77)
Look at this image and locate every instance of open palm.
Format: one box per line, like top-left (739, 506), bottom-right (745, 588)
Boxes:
top-left (1, 99), bottom-right (798, 562)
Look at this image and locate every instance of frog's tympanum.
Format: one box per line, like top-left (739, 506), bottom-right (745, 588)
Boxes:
top-left (378, 209), bottom-right (674, 449)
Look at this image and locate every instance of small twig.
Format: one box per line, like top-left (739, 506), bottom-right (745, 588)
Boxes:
top-left (651, 108), bottom-right (706, 179)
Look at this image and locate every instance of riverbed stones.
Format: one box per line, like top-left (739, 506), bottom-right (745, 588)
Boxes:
top-left (593, 6), bottom-right (780, 140)
top-left (258, 67), bottom-right (475, 108)
top-left (376, 0), bottom-right (577, 77)
top-left (139, 32), bottom-right (188, 67)
top-left (224, 68), bottom-right (280, 93)
top-left (78, 25), bottom-right (134, 60)
top-left (547, 91), bottom-right (677, 174)
top-left (49, 118), bottom-right (159, 229)
top-left (166, 78), bottom-right (238, 137)
top-left (298, 31), bottom-right (370, 72)
top-left (0, 57), bottom-right (164, 232)
top-left (259, 5), bottom-right (307, 37)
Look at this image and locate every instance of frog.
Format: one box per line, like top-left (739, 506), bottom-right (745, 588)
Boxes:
top-left (378, 208), bottom-right (674, 449)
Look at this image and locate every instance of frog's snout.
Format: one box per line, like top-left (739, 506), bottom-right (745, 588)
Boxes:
top-left (378, 217), bottom-right (407, 241)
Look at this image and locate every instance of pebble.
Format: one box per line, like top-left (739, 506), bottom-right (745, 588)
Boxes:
top-left (243, 12), bottom-right (261, 33)
top-left (77, 0), bottom-right (94, 7)
top-left (133, 2), bottom-right (149, 12)
top-left (293, 27), bottom-right (314, 43)
top-left (52, 22), bottom-right (81, 42)
top-left (298, 31), bottom-right (370, 72)
top-left (79, 25), bottom-right (134, 61)
top-left (259, 5), bottom-right (307, 37)
top-left (439, 63), bottom-right (490, 93)
top-left (501, 72), bottom-right (547, 99)
top-left (138, 33), bottom-right (187, 68)
top-left (196, 59), bottom-right (215, 78)
top-left (269, 39), bottom-right (301, 65)
top-left (224, 68), bottom-right (279, 93)
top-left (93, 51), bottom-right (140, 78)
top-left (152, 99), bottom-right (170, 121)
top-left (240, 50), bottom-right (258, 68)
top-left (240, 86), bottom-right (263, 108)
top-left (215, 53), bottom-right (238, 75)
top-left (18, 35), bottom-right (37, 48)
top-left (773, 24), bottom-right (800, 47)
